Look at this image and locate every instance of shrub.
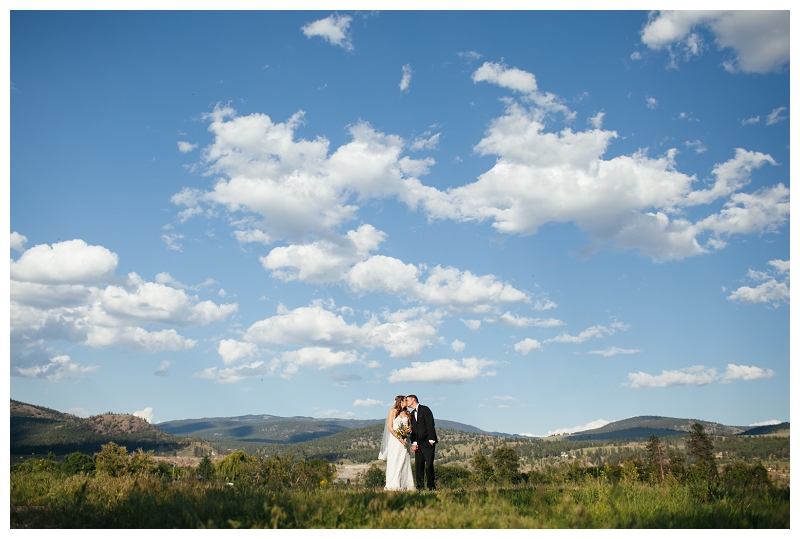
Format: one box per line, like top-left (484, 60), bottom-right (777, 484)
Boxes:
top-left (722, 461), bottom-right (772, 491)
top-left (62, 452), bottom-right (95, 476)
top-left (435, 465), bottom-right (472, 489)
top-left (363, 463), bottom-right (385, 488)
top-left (197, 456), bottom-right (216, 481)
top-left (94, 442), bottom-right (128, 477)
top-left (127, 448), bottom-right (158, 476)
top-left (216, 450), bottom-right (260, 483)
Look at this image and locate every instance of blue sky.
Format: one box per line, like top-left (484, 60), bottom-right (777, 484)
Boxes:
top-left (7, 9), bottom-right (791, 436)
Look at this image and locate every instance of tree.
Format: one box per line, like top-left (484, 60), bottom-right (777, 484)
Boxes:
top-left (645, 435), bottom-right (667, 481)
top-left (687, 423), bottom-right (718, 481)
top-left (197, 456), bottom-right (216, 481)
top-left (94, 442), bottom-right (128, 477)
top-left (493, 446), bottom-right (522, 484)
top-left (471, 454), bottom-right (494, 486)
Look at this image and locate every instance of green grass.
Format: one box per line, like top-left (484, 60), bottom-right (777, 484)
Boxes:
top-left (11, 471), bottom-right (788, 528)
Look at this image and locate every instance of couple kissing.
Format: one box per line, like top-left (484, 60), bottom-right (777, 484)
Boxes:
top-left (378, 394), bottom-right (437, 491)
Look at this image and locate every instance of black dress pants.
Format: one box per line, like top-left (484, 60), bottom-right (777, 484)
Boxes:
top-left (414, 443), bottom-right (435, 490)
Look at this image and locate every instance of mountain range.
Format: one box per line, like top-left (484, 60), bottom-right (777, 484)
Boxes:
top-left (11, 399), bottom-right (788, 458)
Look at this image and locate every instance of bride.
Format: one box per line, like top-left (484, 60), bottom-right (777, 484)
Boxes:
top-left (378, 395), bottom-right (415, 490)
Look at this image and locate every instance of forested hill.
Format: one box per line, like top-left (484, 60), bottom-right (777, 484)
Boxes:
top-left (10, 400), bottom-right (193, 456)
top-left (561, 416), bottom-right (789, 442)
top-left (157, 414), bottom-right (496, 444)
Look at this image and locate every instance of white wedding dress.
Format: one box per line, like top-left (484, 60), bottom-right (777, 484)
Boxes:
top-left (383, 414), bottom-right (415, 491)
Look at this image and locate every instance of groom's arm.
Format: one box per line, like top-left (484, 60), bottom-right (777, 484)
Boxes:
top-left (424, 406), bottom-right (437, 445)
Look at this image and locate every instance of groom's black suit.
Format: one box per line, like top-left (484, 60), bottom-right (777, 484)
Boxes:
top-left (409, 403), bottom-right (437, 490)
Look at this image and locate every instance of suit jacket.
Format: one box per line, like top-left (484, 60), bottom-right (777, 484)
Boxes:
top-left (410, 404), bottom-right (437, 445)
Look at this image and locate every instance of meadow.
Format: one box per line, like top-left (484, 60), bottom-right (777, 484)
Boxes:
top-left (10, 433), bottom-right (789, 529)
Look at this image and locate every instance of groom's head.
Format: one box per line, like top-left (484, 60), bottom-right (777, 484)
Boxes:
top-left (406, 395), bottom-right (418, 408)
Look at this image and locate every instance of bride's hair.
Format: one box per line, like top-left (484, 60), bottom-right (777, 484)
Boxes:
top-left (393, 395), bottom-right (406, 414)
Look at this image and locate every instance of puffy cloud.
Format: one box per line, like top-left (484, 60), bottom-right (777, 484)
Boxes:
top-left (586, 347), bottom-right (642, 357)
top-left (354, 398), bottom-right (384, 407)
top-left (451, 339), bottom-right (465, 352)
top-left (234, 229), bottom-right (273, 245)
top-left (410, 133), bottom-right (440, 152)
top-left (10, 239), bottom-right (237, 381)
top-left (10, 231), bottom-right (27, 252)
top-left (640, 11), bottom-right (789, 73)
top-left (399, 64), bottom-right (412, 92)
top-left (171, 105), bottom-right (436, 242)
top-left (281, 347), bottom-right (361, 375)
top-left (728, 260), bottom-right (789, 306)
top-left (15, 354), bottom-right (99, 381)
top-left (133, 407), bottom-right (154, 423)
top-left (749, 419), bottom-right (781, 427)
top-left (514, 338), bottom-right (542, 355)
top-left (684, 140), bottom-right (707, 154)
top-left (11, 239), bottom-right (118, 284)
top-left (485, 311), bottom-right (563, 328)
top-left (218, 339), bottom-right (260, 365)
top-left (243, 302), bottom-right (441, 359)
top-left (646, 97), bottom-right (658, 109)
top-left (629, 363), bottom-right (776, 388)
top-left (537, 419), bottom-right (611, 437)
top-left (388, 357), bottom-right (497, 384)
top-left (196, 360), bottom-right (280, 384)
top-left (461, 319), bottom-right (481, 331)
top-left (347, 255), bottom-right (529, 314)
top-left (684, 149), bottom-right (776, 207)
top-left (301, 14), bottom-right (353, 50)
top-left (162, 233), bottom-right (184, 252)
top-left (262, 225), bottom-right (385, 283)
top-left (177, 141), bottom-right (198, 153)
top-left (700, 184), bottom-right (789, 237)
top-left (545, 324), bottom-right (619, 344)
top-left (628, 365), bottom-right (719, 388)
top-left (721, 364), bottom-right (775, 383)
top-left (766, 107), bottom-right (788, 125)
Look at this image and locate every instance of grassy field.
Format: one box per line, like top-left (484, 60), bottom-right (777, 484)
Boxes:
top-left (11, 450), bottom-right (789, 528)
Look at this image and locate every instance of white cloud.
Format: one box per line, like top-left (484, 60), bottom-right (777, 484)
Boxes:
top-left (262, 224), bottom-right (385, 283)
top-left (11, 239), bottom-right (118, 284)
top-left (234, 229), bottom-right (273, 245)
top-left (588, 111), bottom-right (605, 129)
top-left (301, 14), bottom-right (353, 51)
top-left (399, 64), bottom-right (412, 92)
top-left (493, 395), bottom-right (515, 401)
top-left (162, 233), bottom-right (184, 252)
top-left (348, 256), bottom-right (529, 314)
top-left (514, 338), bottom-right (542, 355)
top-left (765, 107), bottom-right (788, 125)
top-left (628, 365), bottom-right (718, 388)
top-left (242, 301), bottom-right (441, 360)
top-left (741, 116), bottom-right (760, 126)
top-left (458, 51), bottom-right (483, 61)
top-left (684, 140), bottom-right (707, 154)
top-left (545, 324), bottom-right (619, 344)
top-left (640, 11), bottom-right (789, 73)
top-left (85, 326), bottom-right (196, 352)
top-left (630, 51), bottom-right (642, 61)
top-left (133, 407), bottom-right (154, 423)
top-left (533, 298), bottom-right (557, 311)
top-left (410, 133), bottom-right (440, 151)
top-left (67, 408), bottom-right (90, 418)
top-left (177, 141), bottom-right (198, 153)
top-left (15, 354), bottom-right (99, 381)
top-left (281, 347), bottom-right (361, 376)
top-left (543, 419), bottom-right (611, 437)
top-left (646, 97), bottom-right (658, 109)
top-left (461, 319), bottom-right (481, 331)
top-left (10, 231), bottom-right (27, 252)
top-left (354, 398), bottom-right (384, 407)
top-left (451, 339), bottom-right (465, 352)
top-left (586, 347), bottom-right (642, 357)
top-left (728, 259), bottom-right (789, 307)
top-left (748, 419), bottom-right (782, 427)
top-left (485, 311), bottom-right (563, 328)
top-left (721, 364), bottom-right (775, 383)
top-left (196, 360), bottom-right (280, 384)
top-left (155, 360), bottom-right (170, 376)
top-left (218, 339), bottom-right (259, 365)
top-left (388, 357), bottom-right (497, 384)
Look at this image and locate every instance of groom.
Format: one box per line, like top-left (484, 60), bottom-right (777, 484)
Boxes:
top-left (405, 395), bottom-right (437, 490)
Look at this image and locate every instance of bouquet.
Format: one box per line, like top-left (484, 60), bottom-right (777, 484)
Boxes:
top-left (394, 423), bottom-right (411, 441)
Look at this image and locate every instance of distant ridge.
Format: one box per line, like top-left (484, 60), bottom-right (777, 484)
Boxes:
top-left (738, 422), bottom-right (790, 436)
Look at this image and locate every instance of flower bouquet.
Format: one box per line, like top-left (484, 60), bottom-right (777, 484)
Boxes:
top-left (394, 423), bottom-right (411, 441)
